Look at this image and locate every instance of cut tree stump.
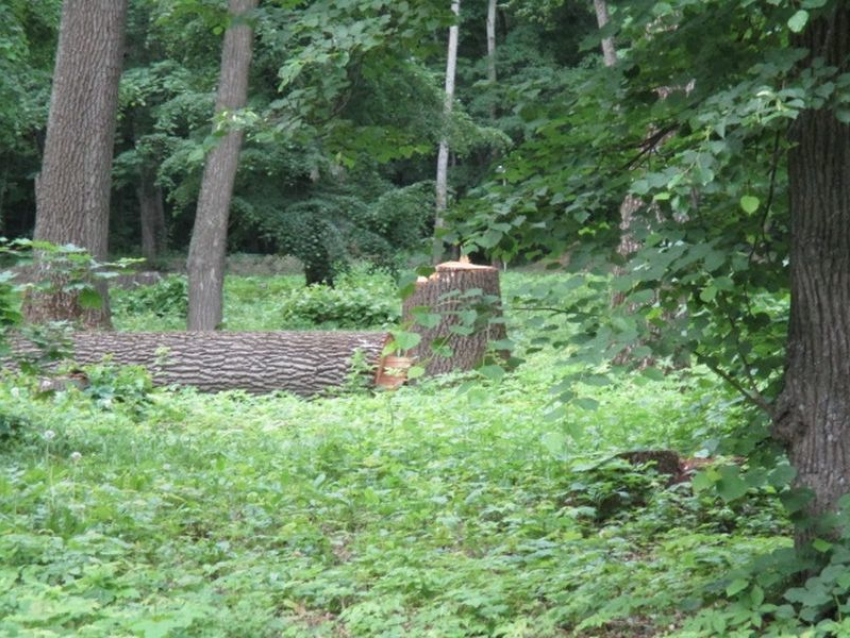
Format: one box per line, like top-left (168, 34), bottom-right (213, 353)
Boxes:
top-left (402, 260), bottom-right (507, 375)
top-left (9, 331), bottom-right (388, 396)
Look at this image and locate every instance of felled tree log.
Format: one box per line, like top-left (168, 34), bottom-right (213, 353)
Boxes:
top-left (402, 260), bottom-right (507, 375)
top-left (10, 331), bottom-right (388, 396)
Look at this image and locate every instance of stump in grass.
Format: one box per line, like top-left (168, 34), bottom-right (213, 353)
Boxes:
top-left (402, 259), bottom-right (507, 375)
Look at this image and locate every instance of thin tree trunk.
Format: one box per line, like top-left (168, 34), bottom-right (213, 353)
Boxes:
top-left (187, 0), bottom-right (258, 330)
top-left (25, 0), bottom-right (128, 329)
top-left (137, 166), bottom-right (166, 263)
top-left (773, 6), bottom-right (850, 548)
top-left (592, 0), bottom-right (617, 67)
top-left (433, 0), bottom-right (461, 265)
top-left (486, 0), bottom-right (497, 88)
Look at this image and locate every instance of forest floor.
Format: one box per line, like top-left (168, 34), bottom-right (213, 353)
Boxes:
top-left (0, 269), bottom-right (790, 636)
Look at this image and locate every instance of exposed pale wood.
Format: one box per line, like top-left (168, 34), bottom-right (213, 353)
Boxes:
top-left (9, 331), bottom-right (388, 396)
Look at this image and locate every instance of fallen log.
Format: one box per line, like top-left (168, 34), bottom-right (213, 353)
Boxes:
top-left (9, 331), bottom-right (389, 396)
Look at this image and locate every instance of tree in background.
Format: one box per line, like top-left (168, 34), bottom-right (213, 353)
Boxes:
top-left (24, 0), bottom-right (128, 328)
top-left (186, 0), bottom-right (258, 331)
top-left (0, 0), bottom-right (60, 236)
top-left (433, 0), bottom-right (461, 264)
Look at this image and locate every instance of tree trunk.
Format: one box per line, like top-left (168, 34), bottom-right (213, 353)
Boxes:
top-left (773, 6), bottom-right (850, 547)
top-left (25, 0), bottom-right (128, 329)
top-left (486, 0), bottom-right (498, 103)
top-left (187, 0), bottom-right (257, 330)
top-left (11, 331), bottom-right (388, 396)
top-left (138, 166), bottom-right (166, 264)
top-left (592, 0), bottom-right (617, 67)
top-left (433, 0), bottom-right (461, 265)
top-left (402, 260), bottom-right (507, 375)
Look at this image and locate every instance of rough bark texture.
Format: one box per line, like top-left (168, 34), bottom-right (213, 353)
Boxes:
top-left (433, 0), bottom-right (461, 264)
top-left (137, 166), bottom-right (167, 263)
top-left (11, 331), bottom-right (388, 396)
top-left (402, 261), bottom-right (506, 375)
top-left (187, 0), bottom-right (258, 330)
top-left (25, 0), bottom-right (128, 329)
top-left (773, 6), bottom-right (850, 543)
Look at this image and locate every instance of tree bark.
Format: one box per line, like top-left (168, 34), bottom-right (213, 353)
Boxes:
top-left (592, 0), bottom-right (617, 67)
top-left (25, 0), bottom-right (128, 329)
top-left (11, 331), bottom-right (388, 396)
top-left (773, 5), bottom-right (850, 546)
top-left (433, 0), bottom-right (461, 265)
top-left (137, 166), bottom-right (166, 264)
top-left (187, 0), bottom-right (258, 330)
top-left (486, 0), bottom-right (497, 86)
top-left (402, 260), bottom-right (507, 375)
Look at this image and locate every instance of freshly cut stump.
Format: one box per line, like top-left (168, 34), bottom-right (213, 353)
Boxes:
top-left (402, 260), bottom-right (507, 375)
top-left (9, 331), bottom-right (388, 396)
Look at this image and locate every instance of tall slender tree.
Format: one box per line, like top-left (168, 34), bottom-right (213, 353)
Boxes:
top-left (25, 0), bottom-right (129, 328)
top-left (433, 0), bottom-right (461, 264)
top-left (186, 0), bottom-right (258, 330)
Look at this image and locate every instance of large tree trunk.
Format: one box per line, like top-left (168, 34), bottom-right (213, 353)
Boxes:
top-left (187, 0), bottom-right (257, 330)
top-left (25, 0), bottom-right (128, 329)
top-left (12, 331), bottom-right (388, 396)
top-left (137, 166), bottom-right (166, 264)
top-left (433, 0), bottom-right (461, 264)
top-left (773, 6), bottom-right (850, 546)
top-left (402, 260), bottom-right (507, 375)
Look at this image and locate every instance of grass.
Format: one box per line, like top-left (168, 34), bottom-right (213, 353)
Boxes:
top-left (0, 270), bottom-right (791, 637)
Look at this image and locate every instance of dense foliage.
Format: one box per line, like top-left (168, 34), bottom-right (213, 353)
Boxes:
top-left (0, 271), bottom-right (800, 637)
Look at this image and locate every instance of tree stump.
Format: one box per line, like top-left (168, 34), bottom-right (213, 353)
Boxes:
top-left (8, 331), bottom-right (388, 396)
top-left (402, 260), bottom-right (507, 375)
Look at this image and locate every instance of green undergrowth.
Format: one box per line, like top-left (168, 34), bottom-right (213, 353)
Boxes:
top-left (0, 270), bottom-right (794, 636)
top-left (0, 355), bottom-right (790, 637)
top-left (111, 266), bottom-right (399, 332)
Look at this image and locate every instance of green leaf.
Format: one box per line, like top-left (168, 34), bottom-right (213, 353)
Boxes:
top-left (812, 538), bottom-right (833, 553)
top-left (407, 365), bottom-right (425, 380)
top-left (726, 578), bottom-right (750, 598)
top-left (700, 286), bottom-right (718, 303)
top-left (541, 431), bottom-right (568, 457)
top-left (787, 10), bottom-right (809, 33)
top-left (478, 365), bottom-right (505, 382)
top-left (78, 287), bottom-right (103, 310)
top-left (740, 195), bottom-right (760, 214)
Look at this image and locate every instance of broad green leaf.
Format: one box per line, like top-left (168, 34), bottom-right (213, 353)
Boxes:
top-left (787, 10), bottom-right (809, 33)
top-left (740, 195), bottom-right (760, 214)
top-left (726, 578), bottom-right (750, 597)
top-left (700, 286), bottom-right (718, 303)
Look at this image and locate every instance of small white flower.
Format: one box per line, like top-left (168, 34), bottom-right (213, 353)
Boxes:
top-left (70, 451), bottom-right (82, 463)
top-left (43, 430), bottom-right (56, 441)
top-left (10, 388), bottom-right (19, 398)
